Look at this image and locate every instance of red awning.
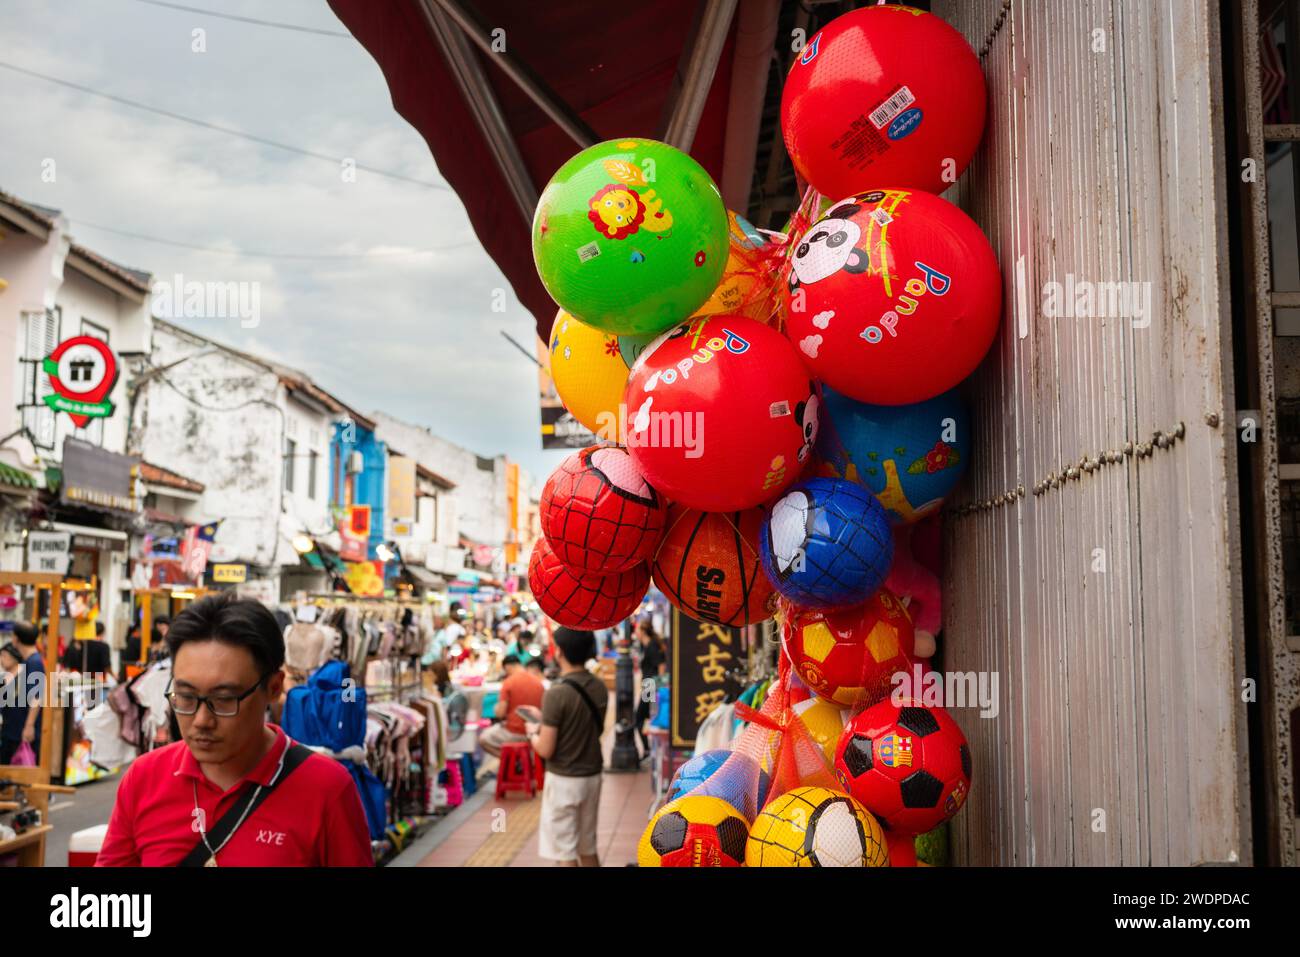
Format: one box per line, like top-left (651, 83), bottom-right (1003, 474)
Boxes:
top-left (328, 0), bottom-right (743, 342)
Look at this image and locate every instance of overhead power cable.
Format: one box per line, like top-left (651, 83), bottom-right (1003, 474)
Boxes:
top-left (0, 60), bottom-right (447, 189)
top-left (70, 219), bottom-right (476, 261)
top-left (128, 0), bottom-right (352, 37)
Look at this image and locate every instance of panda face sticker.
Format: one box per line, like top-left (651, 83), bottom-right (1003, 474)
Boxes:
top-left (795, 390), bottom-right (820, 463)
top-left (769, 489), bottom-right (813, 577)
top-left (789, 203), bottom-right (869, 289)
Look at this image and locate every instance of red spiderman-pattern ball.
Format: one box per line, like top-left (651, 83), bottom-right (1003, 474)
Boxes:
top-left (527, 536), bottom-right (650, 630)
top-left (540, 445), bottom-right (667, 574)
top-left (834, 698), bottom-right (971, 836)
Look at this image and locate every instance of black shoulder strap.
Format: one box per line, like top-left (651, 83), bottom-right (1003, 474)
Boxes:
top-left (560, 676), bottom-right (604, 737)
top-left (178, 742), bottom-right (314, 867)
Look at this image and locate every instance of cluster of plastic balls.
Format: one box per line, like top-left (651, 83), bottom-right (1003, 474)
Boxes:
top-left (528, 5), bottom-right (990, 866)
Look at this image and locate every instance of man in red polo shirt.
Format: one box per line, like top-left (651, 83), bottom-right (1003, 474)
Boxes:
top-left (97, 593), bottom-right (372, 867)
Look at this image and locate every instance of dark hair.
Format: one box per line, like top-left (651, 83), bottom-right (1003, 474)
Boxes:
top-left (0, 642), bottom-right (20, 661)
top-left (429, 660), bottom-right (451, 687)
top-left (13, 621), bottom-right (38, 647)
top-left (94, 621), bottom-right (106, 637)
top-left (525, 657), bottom-right (543, 671)
top-left (553, 627), bottom-right (596, 666)
top-left (154, 615), bottom-right (171, 627)
top-left (502, 654), bottom-right (521, 666)
top-left (166, 593), bottom-right (284, 675)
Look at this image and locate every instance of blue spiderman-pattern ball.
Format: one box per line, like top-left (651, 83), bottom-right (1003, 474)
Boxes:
top-left (666, 749), bottom-right (731, 804)
top-left (759, 477), bottom-right (894, 609)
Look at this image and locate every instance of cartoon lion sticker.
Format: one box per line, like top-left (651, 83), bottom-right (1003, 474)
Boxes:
top-left (588, 160), bottom-right (674, 239)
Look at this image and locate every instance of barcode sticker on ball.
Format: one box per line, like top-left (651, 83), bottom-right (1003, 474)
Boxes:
top-left (577, 241), bottom-right (601, 263)
top-left (869, 85), bottom-right (916, 130)
top-left (870, 208), bottom-right (893, 227)
top-left (769, 400), bottom-right (792, 418)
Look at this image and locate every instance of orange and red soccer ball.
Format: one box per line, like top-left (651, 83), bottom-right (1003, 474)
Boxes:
top-left (527, 537), bottom-right (649, 630)
top-left (781, 588), bottom-right (917, 708)
top-left (540, 445), bottom-right (667, 574)
top-left (834, 698), bottom-right (971, 836)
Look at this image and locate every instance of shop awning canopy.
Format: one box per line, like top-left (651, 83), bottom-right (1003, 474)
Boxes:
top-left (402, 565), bottom-right (446, 590)
top-left (0, 461), bottom-right (38, 494)
top-left (328, 0), bottom-right (796, 341)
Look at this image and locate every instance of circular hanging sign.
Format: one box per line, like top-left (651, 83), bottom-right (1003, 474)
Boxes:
top-left (42, 335), bottom-right (119, 427)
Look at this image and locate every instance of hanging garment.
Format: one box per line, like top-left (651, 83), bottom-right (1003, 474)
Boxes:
top-left (83, 700), bottom-right (138, 767)
top-left (285, 623), bottom-right (331, 673)
top-left (693, 703), bottom-right (736, 754)
top-left (344, 759), bottom-right (389, 841)
top-left (281, 660), bottom-right (367, 751)
top-left (108, 680), bottom-right (142, 750)
top-left (132, 659), bottom-right (173, 745)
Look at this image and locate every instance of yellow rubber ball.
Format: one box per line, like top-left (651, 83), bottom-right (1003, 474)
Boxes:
top-left (548, 309), bottom-right (630, 439)
top-left (791, 696), bottom-right (849, 766)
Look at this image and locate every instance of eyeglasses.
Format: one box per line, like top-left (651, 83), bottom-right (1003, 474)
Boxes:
top-left (167, 675), bottom-right (270, 717)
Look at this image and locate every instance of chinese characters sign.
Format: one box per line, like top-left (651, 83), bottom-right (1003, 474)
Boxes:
top-left (669, 610), bottom-right (747, 748)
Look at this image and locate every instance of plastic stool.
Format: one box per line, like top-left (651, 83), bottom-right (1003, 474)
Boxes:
top-left (534, 750), bottom-right (545, 790)
top-left (460, 753), bottom-right (477, 796)
top-left (495, 741), bottom-right (538, 799)
top-left (443, 761), bottom-right (464, 808)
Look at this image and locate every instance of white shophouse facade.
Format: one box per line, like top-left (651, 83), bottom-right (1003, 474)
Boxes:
top-left (0, 190), bottom-right (154, 646)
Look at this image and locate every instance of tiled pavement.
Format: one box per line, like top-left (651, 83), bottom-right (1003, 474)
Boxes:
top-left (412, 688), bottom-right (655, 867)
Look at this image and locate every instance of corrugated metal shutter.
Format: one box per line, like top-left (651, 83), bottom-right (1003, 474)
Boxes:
top-left (933, 0), bottom-right (1249, 865)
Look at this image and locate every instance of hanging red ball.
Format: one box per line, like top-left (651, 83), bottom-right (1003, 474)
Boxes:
top-left (527, 537), bottom-right (649, 630)
top-left (834, 698), bottom-right (971, 836)
top-left (780, 5), bottom-right (986, 198)
top-left (783, 189), bottom-right (1000, 405)
top-left (624, 315), bottom-right (820, 512)
top-left (540, 445), bottom-right (667, 574)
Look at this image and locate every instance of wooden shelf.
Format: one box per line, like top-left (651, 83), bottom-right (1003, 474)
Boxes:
top-left (0, 824), bottom-right (52, 856)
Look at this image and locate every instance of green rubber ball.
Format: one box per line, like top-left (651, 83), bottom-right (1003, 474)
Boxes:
top-left (532, 138), bottom-right (729, 337)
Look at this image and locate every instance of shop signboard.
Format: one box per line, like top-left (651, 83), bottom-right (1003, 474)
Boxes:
top-left (60, 437), bottom-right (140, 514)
top-left (71, 532), bottom-right (126, 553)
top-left (345, 560), bottom-right (385, 597)
top-left (211, 563), bottom-right (247, 584)
top-left (537, 335), bottom-right (598, 449)
top-left (669, 609), bottom-right (745, 748)
top-left (387, 457), bottom-right (416, 537)
top-left (346, 504), bottom-right (371, 538)
top-left (27, 530), bottom-right (71, 574)
top-left (338, 508), bottom-right (368, 562)
top-left (43, 335), bottom-right (119, 427)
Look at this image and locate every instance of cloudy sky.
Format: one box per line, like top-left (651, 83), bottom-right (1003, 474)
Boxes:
top-left (0, 0), bottom-right (569, 488)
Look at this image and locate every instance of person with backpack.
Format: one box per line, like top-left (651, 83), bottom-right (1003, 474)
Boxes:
top-left (525, 627), bottom-right (607, 867)
top-left (96, 593), bottom-right (372, 867)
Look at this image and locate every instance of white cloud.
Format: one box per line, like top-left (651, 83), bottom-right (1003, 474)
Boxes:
top-left (0, 0), bottom-right (561, 478)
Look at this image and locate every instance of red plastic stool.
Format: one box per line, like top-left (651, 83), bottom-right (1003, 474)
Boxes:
top-left (534, 751), bottom-right (545, 790)
top-left (496, 741), bottom-right (538, 799)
